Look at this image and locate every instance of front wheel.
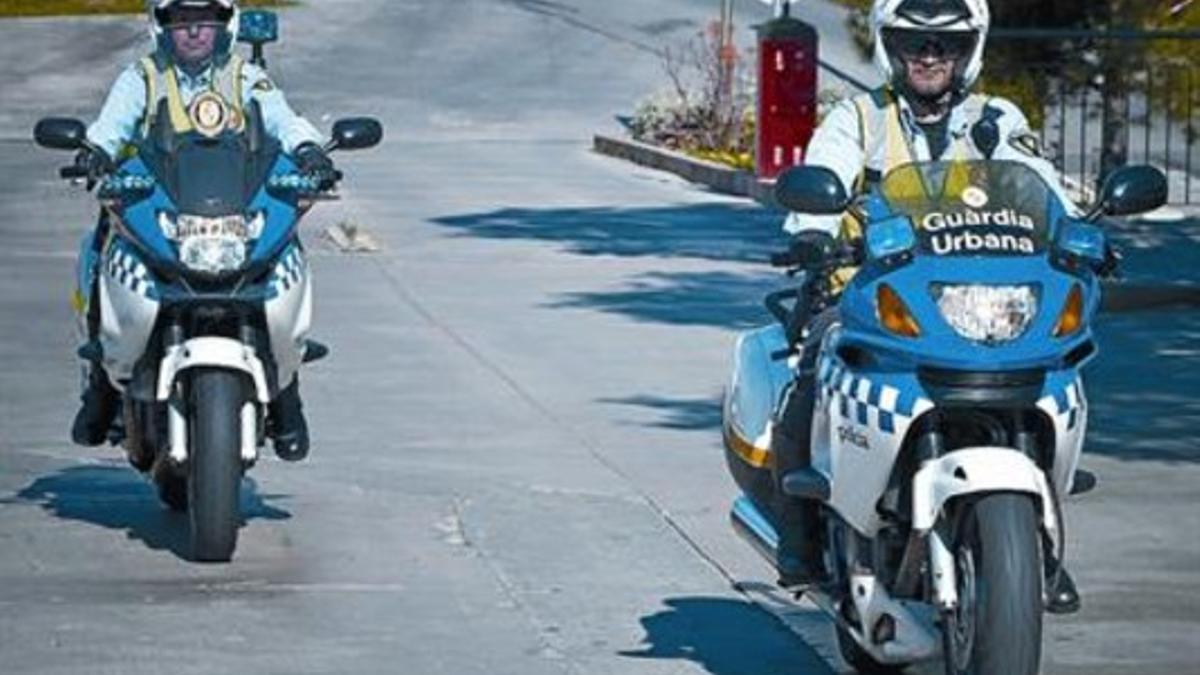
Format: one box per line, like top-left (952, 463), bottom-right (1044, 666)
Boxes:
top-left (943, 493), bottom-right (1043, 675)
top-left (187, 368), bottom-right (245, 563)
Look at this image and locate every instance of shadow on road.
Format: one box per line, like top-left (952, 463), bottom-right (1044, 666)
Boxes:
top-left (433, 202), bottom-right (786, 263)
top-left (620, 597), bottom-right (835, 675)
top-left (1106, 218), bottom-right (1200, 287)
top-left (435, 202), bottom-right (788, 329)
top-left (550, 269), bottom-right (779, 328)
top-left (601, 395), bottom-right (722, 430)
top-left (1087, 311), bottom-right (1200, 463)
top-left (13, 464), bottom-right (291, 560)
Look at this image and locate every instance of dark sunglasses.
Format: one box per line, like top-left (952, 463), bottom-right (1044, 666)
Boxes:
top-left (883, 28), bottom-right (977, 61)
top-left (156, 6), bottom-right (231, 28)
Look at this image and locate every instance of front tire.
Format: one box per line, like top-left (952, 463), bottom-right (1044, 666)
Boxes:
top-left (187, 368), bottom-right (244, 563)
top-left (943, 493), bottom-right (1043, 675)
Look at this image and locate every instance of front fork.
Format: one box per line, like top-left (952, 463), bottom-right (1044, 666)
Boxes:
top-left (903, 423), bottom-right (1059, 612)
top-left (918, 427), bottom-right (961, 612)
top-left (163, 320), bottom-right (265, 467)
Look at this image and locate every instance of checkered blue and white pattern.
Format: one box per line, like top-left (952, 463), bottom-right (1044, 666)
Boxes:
top-left (1043, 378), bottom-right (1086, 431)
top-left (818, 356), bottom-right (933, 436)
top-left (104, 243), bottom-right (157, 300)
top-left (269, 245), bottom-right (306, 298)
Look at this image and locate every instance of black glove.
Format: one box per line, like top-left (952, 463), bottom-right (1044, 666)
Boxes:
top-left (774, 231), bottom-right (837, 269)
top-left (294, 142), bottom-right (339, 189)
top-left (72, 147), bottom-right (113, 191)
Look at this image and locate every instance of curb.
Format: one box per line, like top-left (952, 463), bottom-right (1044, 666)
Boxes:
top-left (593, 134), bottom-right (776, 206)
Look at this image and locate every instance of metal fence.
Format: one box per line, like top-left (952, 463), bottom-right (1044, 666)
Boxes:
top-left (991, 30), bottom-right (1200, 206)
top-left (1028, 63), bottom-right (1198, 206)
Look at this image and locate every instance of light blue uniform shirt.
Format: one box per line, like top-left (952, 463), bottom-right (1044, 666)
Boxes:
top-left (87, 58), bottom-right (323, 158)
top-left (786, 93), bottom-right (1081, 235)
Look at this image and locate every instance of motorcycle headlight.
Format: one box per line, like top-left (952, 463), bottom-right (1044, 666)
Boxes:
top-left (934, 284), bottom-right (1038, 344)
top-left (179, 235), bottom-right (246, 274)
top-left (169, 214), bottom-right (251, 274)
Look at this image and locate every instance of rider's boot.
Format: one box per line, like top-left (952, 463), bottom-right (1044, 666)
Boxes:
top-left (1045, 553), bottom-right (1082, 614)
top-left (71, 367), bottom-right (119, 446)
top-left (269, 377), bottom-right (310, 462)
top-left (772, 375), bottom-right (825, 589)
top-left (775, 495), bottom-right (825, 588)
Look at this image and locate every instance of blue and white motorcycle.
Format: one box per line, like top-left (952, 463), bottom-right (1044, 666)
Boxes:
top-left (723, 159), bottom-right (1166, 673)
top-left (34, 109), bottom-right (381, 562)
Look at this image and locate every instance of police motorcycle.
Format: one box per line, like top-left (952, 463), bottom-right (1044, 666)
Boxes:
top-left (723, 158), bottom-right (1167, 673)
top-left (32, 15), bottom-right (382, 561)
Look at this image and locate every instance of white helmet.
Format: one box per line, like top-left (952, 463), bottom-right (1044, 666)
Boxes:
top-left (870, 0), bottom-right (989, 99)
top-left (147, 0), bottom-right (240, 59)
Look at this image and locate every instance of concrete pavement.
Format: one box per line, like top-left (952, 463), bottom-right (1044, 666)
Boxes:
top-left (0, 2), bottom-right (1196, 674)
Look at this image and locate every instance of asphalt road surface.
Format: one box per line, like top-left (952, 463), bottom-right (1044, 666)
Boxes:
top-left (0, 2), bottom-right (1197, 674)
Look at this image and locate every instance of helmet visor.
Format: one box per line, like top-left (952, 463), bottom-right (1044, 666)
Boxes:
top-left (883, 28), bottom-right (977, 62)
top-left (155, 4), bottom-right (232, 29)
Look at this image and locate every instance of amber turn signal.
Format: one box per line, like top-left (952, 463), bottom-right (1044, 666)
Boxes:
top-left (1053, 284), bottom-right (1084, 338)
top-left (877, 284), bottom-right (921, 338)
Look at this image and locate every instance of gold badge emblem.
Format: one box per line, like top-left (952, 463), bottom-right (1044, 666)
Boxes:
top-left (961, 186), bottom-right (990, 209)
top-left (189, 91), bottom-right (229, 138)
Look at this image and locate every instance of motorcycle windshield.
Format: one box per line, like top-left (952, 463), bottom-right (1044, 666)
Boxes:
top-left (879, 160), bottom-right (1056, 258)
top-left (139, 115), bottom-right (278, 217)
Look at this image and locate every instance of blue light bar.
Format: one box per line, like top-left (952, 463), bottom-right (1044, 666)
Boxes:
top-left (1057, 220), bottom-right (1106, 263)
top-left (866, 215), bottom-right (917, 260)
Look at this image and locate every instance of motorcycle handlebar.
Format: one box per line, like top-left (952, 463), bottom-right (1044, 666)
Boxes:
top-left (59, 165), bottom-right (89, 180)
top-left (769, 245), bottom-right (861, 271)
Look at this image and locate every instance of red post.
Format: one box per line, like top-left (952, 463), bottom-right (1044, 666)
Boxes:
top-left (756, 15), bottom-right (819, 180)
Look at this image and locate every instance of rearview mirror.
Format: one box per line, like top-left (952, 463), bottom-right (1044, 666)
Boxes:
top-left (774, 166), bottom-right (850, 215)
top-left (328, 118), bottom-right (383, 152)
top-left (34, 117), bottom-right (87, 151)
top-left (1092, 165), bottom-right (1168, 219)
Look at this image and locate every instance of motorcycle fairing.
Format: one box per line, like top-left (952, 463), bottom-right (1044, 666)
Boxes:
top-left (1038, 368), bottom-right (1088, 495)
top-left (106, 154), bottom-right (302, 273)
top-left (264, 241), bottom-right (311, 391)
top-left (247, 154), bottom-right (302, 266)
top-left (723, 323), bottom-right (796, 469)
top-left (73, 230), bottom-right (100, 329)
top-left (838, 253), bottom-right (1100, 373)
top-left (80, 144), bottom-right (309, 393)
top-left (97, 237), bottom-right (162, 385)
top-left (812, 328), bottom-right (1088, 535)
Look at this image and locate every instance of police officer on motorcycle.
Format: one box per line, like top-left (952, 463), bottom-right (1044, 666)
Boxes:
top-left (775, 0), bottom-right (1081, 613)
top-left (72, 0), bottom-right (331, 461)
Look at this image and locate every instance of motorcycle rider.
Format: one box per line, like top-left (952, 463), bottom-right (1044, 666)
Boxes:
top-left (773, 0), bottom-right (1082, 613)
top-left (72, 0), bottom-right (332, 461)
